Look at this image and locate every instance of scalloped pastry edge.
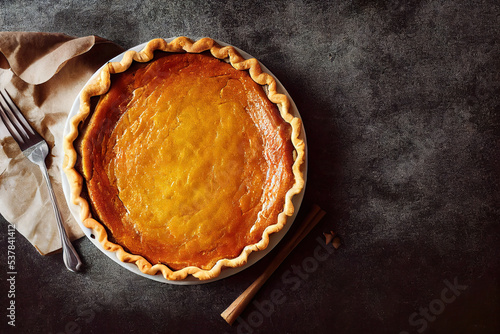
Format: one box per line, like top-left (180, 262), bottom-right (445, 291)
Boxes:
top-left (62, 37), bottom-right (305, 281)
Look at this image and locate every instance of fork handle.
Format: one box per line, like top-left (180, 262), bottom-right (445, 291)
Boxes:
top-left (38, 162), bottom-right (83, 272)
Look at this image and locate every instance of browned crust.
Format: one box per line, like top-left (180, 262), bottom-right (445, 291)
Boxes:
top-left (63, 37), bottom-right (305, 280)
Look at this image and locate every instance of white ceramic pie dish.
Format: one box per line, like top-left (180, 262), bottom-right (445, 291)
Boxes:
top-left (60, 37), bottom-right (308, 285)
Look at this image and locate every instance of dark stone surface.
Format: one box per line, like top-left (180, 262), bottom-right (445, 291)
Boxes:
top-left (1, 0), bottom-right (499, 333)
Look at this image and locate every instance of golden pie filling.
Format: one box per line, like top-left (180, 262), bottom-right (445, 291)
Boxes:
top-left (80, 52), bottom-right (295, 270)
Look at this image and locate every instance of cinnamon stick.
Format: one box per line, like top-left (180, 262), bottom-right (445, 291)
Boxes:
top-left (221, 204), bottom-right (326, 325)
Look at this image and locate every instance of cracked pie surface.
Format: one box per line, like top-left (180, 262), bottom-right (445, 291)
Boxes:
top-left (63, 37), bottom-right (305, 280)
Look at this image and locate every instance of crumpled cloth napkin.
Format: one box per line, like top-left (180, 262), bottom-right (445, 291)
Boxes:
top-left (0, 32), bottom-right (124, 255)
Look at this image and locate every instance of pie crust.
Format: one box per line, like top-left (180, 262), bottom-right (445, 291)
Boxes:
top-left (63, 37), bottom-right (305, 280)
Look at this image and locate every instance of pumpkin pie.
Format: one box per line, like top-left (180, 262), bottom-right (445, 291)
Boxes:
top-left (63, 37), bottom-right (305, 280)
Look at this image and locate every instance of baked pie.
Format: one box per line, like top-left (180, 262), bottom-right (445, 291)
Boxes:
top-left (63, 37), bottom-right (305, 280)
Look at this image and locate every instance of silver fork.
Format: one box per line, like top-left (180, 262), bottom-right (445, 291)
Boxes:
top-left (0, 88), bottom-right (82, 272)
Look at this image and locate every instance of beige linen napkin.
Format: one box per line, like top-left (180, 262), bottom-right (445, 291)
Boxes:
top-left (0, 32), bottom-right (124, 255)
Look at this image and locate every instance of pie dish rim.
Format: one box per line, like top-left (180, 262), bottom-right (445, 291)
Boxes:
top-left (61, 37), bottom-right (307, 283)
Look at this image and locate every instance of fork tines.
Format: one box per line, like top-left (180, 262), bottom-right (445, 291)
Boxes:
top-left (0, 89), bottom-right (41, 150)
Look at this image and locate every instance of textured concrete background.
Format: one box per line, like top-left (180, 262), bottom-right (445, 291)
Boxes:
top-left (1, 0), bottom-right (499, 333)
